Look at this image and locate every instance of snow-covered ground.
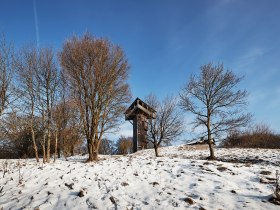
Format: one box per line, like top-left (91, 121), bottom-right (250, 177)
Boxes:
top-left (0, 146), bottom-right (279, 210)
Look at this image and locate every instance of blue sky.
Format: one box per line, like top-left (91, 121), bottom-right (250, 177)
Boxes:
top-left (0, 0), bottom-right (279, 139)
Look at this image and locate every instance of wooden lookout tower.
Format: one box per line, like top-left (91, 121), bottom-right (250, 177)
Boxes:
top-left (125, 98), bottom-right (156, 153)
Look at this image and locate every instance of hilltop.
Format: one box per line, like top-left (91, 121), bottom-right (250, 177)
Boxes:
top-left (0, 146), bottom-right (279, 210)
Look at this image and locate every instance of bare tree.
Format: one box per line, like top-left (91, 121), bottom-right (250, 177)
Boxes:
top-left (35, 48), bottom-right (59, 163)
top-left (99, 138), bottom-right (115, 155)
top-left (15, 47), bottom-right (40, 162)
top-left (146, 94), bottom-right (184, 157)
top-left (52, 72), bottom-right (67, 162)
top-left (0, 34), bottom-right (15, 117)
top-left (52, 104), bottom-right (60, 162)
top-left (180, 63), bottom-right (251, 159)
top-left (60, 33), bottom-right (131, 161)
top-left (52, 99), bottom-right (82, 159)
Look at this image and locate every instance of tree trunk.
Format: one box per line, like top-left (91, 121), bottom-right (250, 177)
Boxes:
top-left (154, 144), bottom-right (159, 157)
top-left (207, 107), bottom-right (215, 160)
top-left (57, 134), bottom-right (61, 158)
top-left (71, 145), bottom-right (74, 156)
top-left (207, 125), bottom-right (215, 160)
top-left (57, 148), bottom-right (61, 158)
top-left (42, 133), bottom-right (46, 164)
top-left (31, 101), bottom-right (39, 162)
top-left (31, 126), bottom-right (39, 162)
top-left (46, 126), bottom-right (51, 163)
top-left (87, 152), bottom-right (97, 161)
top-left (42, 147), bottom-right (46, 163)
top-left (87, 139), bottom-right (99, 162)
top-left (54, 130), bottom-right (58, 162)
top-left (87, 140), bottom-right (94, 162)
top-left (208, 140), bottom-right (215, 160)
top-left (92, 150), bottom-right (98, 161)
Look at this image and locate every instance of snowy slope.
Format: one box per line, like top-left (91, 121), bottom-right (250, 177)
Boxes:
top-left (0, 146), bottom-right (279, 210)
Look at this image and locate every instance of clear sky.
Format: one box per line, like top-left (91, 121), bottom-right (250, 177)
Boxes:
top-left (0, 0), bottom-right (279, 140)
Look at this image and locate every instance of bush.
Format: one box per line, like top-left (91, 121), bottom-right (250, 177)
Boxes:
top-left (115, 136), bottom-right (133, 155)
top-left (223, 124), bottom-right (280, 149)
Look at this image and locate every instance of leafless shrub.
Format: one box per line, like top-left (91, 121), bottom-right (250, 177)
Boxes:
top-left (0, 112), bottom-right (45, 159)
top-left (115, 136), bottom-right (133, 155)
top-left (223, 123), bottom-right (280, 149)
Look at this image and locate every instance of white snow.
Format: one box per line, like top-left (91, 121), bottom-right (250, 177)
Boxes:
top-left (0, 146), bottom-right (279, 210)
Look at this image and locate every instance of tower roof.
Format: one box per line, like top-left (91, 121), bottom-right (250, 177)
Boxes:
top-left (125, 97), bottom-right (156, 120)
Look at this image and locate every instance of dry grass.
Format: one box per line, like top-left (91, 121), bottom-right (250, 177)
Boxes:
top-left (178, 144), bottom-right (209, 151)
